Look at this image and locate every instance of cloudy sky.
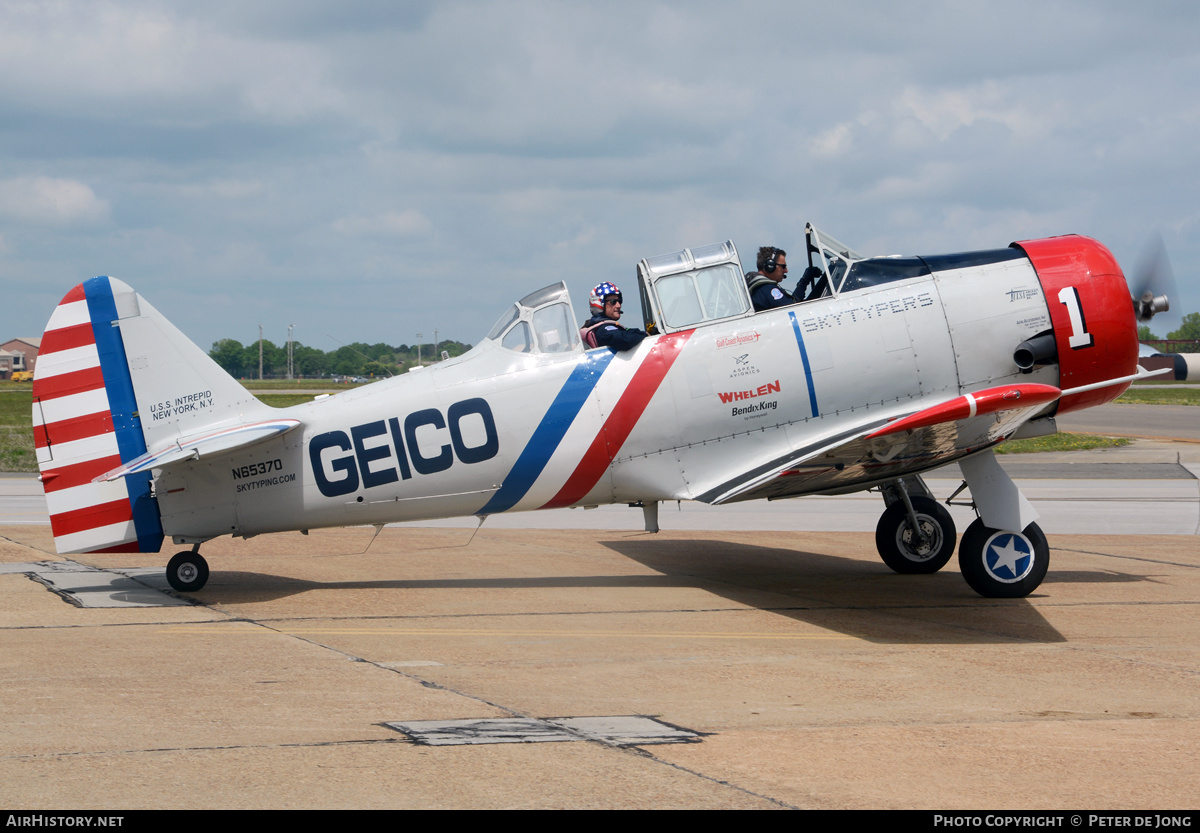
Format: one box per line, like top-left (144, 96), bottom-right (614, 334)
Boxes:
top-left (3, 0), bottom-right (1198, 354)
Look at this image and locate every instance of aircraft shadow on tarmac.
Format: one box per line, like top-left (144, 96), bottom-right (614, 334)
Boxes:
top-left (603, 538), bottom-right (1070, 645)
top-left (196, 537), bottom-right (1078, 645)
top-left (1045, 568), bottom-right (1166, 586)
top-left (201, 570), bottom-right (705, 600)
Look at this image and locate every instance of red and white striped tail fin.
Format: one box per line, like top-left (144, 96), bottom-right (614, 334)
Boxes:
top-left (33, 277), bottom-right (265, 554)
top-left (33, 279), bottom-right (161, 553)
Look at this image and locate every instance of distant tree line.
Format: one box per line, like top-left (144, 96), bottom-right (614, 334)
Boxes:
top-left (1140, 311), bottom-right (1200, 353)
top-left (208, 338), bottom-right (473, 379)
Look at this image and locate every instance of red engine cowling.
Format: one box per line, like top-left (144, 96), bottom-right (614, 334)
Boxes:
top-left (1013, 235), bottom-right (1138, 415)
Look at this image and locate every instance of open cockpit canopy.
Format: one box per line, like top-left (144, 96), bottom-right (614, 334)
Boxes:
top-left (485, 282), bottom-right (581, 355)
top-left (805, 223), bottom-right (937, 296)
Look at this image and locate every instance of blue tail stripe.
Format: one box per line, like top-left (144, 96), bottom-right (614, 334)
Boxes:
top-left (84, 276), bottom-right (164, 552)
top-left (477, 350), bottom-right (616, 515)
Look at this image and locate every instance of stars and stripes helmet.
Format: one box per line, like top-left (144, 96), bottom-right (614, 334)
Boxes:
top-left (590, 282), bottom-right (622, 311)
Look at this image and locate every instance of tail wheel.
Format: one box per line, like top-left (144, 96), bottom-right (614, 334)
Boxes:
top-left (166, 551), bottom-right (209, 593)
top-left (875, 496), bottom-right (957, 574)
top-left (958, 519), bottom-right (1048, 598)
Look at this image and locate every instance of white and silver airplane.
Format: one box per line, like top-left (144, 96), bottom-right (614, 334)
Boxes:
top-left (31, 224), bottom-right (1166, 598)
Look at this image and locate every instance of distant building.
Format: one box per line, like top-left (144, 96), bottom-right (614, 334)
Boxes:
top-left (0, 349), bottom-right (21, 379)
top-left (1, 337), bottom-right (40, 380)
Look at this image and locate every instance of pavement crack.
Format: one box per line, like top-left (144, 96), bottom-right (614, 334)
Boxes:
top-left (630, 748), bottom-right (800, 809)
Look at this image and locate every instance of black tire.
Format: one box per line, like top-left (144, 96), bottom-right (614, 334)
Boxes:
top-left (166, 551), bottom-right (209, 593)
top-left (874, 496), bottom-right (957, 574)
top-left (958, 518), bottom-right (1048, 598)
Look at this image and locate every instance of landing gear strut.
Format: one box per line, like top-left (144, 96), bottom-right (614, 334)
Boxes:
top-left (166, 547), bottom-right (209, 593)
top-left (955, 450), bottom-right (1049, 598)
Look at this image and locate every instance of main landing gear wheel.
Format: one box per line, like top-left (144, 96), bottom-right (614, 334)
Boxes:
top-left (957, 518), bottom-right (1048, 598)
top-left (875, 496), bottom-right (957, 574)
top-left (166, 551), bottom-right (210, 593)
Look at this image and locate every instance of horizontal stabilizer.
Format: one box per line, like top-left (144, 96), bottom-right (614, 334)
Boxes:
top-left (93, 419), bottom-right (302, 482)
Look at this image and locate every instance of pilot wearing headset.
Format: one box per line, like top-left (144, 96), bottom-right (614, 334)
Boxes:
top-left (746, 246), bottom-right (796, 311)
top-left (746, 246), bottom-right (826, 310)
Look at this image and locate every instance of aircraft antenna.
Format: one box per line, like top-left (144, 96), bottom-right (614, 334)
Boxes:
top-left (361, 523), bottom-right (386, 554)
top-left (466, 514), bottom-right (488, 546)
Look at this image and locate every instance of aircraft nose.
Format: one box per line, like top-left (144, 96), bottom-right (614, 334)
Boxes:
top-left (1013, 235), bottom-right (1139, 413)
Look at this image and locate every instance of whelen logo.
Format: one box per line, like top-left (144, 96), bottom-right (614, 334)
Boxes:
top-left (717, 380), bottom-right (781, 403)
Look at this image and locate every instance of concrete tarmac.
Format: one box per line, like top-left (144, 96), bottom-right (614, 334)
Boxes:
top-left (1058, 403), bottom-right (1200, 441)
top-left (1, 441), bottom-right (1198, 809)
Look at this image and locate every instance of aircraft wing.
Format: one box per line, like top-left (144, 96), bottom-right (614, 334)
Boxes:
top-left (699, 363), bottom-right (1160, 506)
top-left (88, 419), bottom-right (302, 483)
top-left (697, 383), bottom-right (1063, 505)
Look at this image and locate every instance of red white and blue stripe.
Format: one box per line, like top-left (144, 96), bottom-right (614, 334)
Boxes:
top-left (477, 330), bottom-right (693, 515)
top-left (33, 277), bottom-right (163, 554)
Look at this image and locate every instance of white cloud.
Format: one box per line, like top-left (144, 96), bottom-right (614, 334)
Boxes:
top-left (811, 123), bottom-right (853, 157)
top-left (0, 1), bottom-right (352, 127)
top-left (177, 179), bottom-right (266, 199)
top-left (332, 210), bottom-right (433, 238)
top-left (0, 176), bottom-right (110, 225)
top-left (896, 83), bottom-right (1048, 143)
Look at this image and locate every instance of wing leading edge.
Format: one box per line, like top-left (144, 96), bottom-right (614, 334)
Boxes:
top-left (700, 383), bottom-right (1064, 506)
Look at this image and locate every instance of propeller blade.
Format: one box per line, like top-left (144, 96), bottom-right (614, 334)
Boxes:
top-left (1130, 233), bottom-right (1175, 321)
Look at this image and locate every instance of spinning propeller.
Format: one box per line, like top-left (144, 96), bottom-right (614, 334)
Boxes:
top-left (1130, 233), bottom-right (1174, 322)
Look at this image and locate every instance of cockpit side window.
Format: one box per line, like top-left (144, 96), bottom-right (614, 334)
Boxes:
top-left (487, 305), bottom-right (521, 341)
top-left (533, 303), bottom-right (575, 353)
top-left (696, 263), bottom-right (750, 319)
top-left (501, 320), bottom-right (534, 353)
top-left (657, 273), bottom-right (705, 329)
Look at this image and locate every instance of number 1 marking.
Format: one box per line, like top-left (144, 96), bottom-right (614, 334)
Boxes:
top-left (1057, 286), bottom-right (1093, 349)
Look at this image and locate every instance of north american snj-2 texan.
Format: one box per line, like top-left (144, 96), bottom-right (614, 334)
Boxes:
top-left (31, 223), bottom-right (1173, 598)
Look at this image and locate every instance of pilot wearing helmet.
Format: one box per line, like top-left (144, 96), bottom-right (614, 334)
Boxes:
top-left (581, 282), bottom-right (647, 351)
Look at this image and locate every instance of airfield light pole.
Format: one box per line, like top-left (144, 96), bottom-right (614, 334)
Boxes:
top-left (287, 324), bottom-right (294, 380)
top-left (258, 324), bottom-right (263, 381)
top-left (434, 330), bottom-right (438, 362)
top-left (417, 333), bottom-right (422, 367)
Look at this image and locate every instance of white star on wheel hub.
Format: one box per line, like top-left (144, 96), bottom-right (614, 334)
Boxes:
top-left (984, 533), bottom-right (1034, 583)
